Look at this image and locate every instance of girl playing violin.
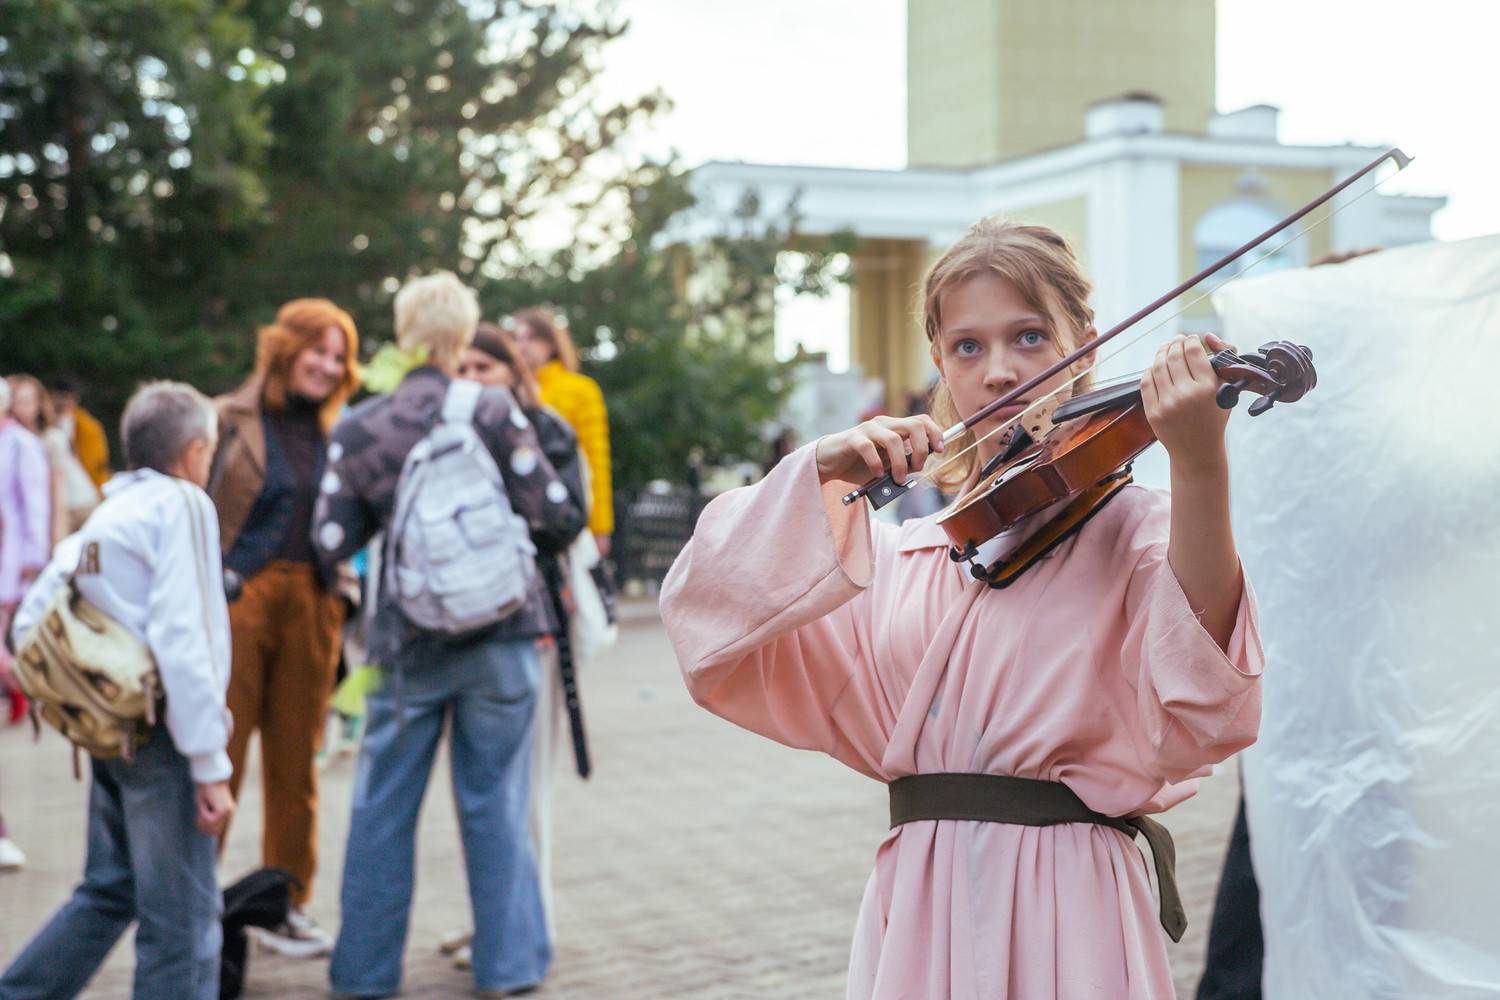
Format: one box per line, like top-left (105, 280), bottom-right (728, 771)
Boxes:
top-left (660, 219), bottom-right (1263, 999)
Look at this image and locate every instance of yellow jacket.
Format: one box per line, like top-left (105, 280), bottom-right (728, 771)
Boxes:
top-left (73, 406), bottom-right (111, 489)
top-left (536, 361), bottom-right (613, 535)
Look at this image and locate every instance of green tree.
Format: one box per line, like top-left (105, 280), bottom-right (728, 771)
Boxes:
top-left (0, 0), bottom-right (270, 411)
top-left (483, 170), bottom-right (854, 492)
top-left (2, 0), bottom-right (850, 496)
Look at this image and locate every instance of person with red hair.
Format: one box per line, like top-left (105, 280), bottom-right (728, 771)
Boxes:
top-left (208, 298), bottom-right (361, 957)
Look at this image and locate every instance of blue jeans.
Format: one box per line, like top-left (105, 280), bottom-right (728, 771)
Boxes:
top-left (329, 637), bottom-right (548, 995)
top-left (0, 726), bottom-right (222, 1000)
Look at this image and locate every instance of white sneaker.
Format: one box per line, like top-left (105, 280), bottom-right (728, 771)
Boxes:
top-left (251, 906), bottom-right (333, 958)
top-left (0, 837), bottom-right (25, 871)
top-left (453, 943), bottom-right (472, 970)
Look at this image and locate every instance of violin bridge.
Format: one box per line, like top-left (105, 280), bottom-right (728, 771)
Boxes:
top-left (1019, 397), bottom-right (1059, 441)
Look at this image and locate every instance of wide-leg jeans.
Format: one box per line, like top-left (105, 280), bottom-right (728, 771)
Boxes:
top-left (0, 726), bottom-right (222, 1000)
top-left (329, 636), bottom-right (548, 996)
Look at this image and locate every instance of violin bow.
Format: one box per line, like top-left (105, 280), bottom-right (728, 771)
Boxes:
top-left (844, 146), bottom-right (1413, 509)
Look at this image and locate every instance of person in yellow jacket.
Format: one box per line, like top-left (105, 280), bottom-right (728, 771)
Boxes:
top-left (512, 308), bottom-right (613, 555)
top-left (48, 376), bottom-right (111, 489)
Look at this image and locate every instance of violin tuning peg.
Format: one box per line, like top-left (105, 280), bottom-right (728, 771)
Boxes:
top-left (1248, 387), bottom-right (1283, 417)
top-left (1215, 379), bottom-right (1249, 410)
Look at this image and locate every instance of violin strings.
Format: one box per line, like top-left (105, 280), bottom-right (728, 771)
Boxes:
top-left (898, 162), bottom-right (1402, 494)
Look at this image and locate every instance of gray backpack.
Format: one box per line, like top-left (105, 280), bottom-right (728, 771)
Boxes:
top-left (386, 380), bottom-right (537, 634)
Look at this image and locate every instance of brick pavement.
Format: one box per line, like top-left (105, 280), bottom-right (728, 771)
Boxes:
top-left (0, 601), bottom-right (1239, 998)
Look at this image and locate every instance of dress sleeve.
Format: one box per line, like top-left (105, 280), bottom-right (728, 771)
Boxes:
top-left (1119, 496), bottom-right (1265, 782)
top-left (660, 443), bottom-right (880, 767)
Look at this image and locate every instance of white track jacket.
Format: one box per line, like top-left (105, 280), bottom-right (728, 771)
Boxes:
top-left (11, 469), bottom-right (233, 783)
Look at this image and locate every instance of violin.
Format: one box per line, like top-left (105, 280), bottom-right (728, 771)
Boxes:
top-left (938, 341), bottom-right (1316, 584)
top-left (842, 147), bottom-right (1410, 584)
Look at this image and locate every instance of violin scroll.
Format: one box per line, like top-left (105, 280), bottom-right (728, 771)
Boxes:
top-left (1210, 341), bottom-right (1317, 416)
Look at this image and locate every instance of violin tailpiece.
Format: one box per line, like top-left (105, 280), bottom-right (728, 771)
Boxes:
top-left (971, 473), bottom-right (1134, 590)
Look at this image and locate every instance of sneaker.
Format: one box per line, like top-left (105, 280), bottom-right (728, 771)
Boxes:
top-left (453, 943), bottom-right (472, 970)
top-left (0, 837), bottom-right (25, 871)
top-left (437, 928), bottom-right (473, 955)
top-left (251, 906), bottom-right (332, 958)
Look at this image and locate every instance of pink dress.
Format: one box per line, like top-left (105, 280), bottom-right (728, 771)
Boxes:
top-left (660, 445), bottom-right (1263, 999)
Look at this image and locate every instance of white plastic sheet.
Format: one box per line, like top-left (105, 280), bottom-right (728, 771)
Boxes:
top-left (1215, 235), bottom-right (1500, 998)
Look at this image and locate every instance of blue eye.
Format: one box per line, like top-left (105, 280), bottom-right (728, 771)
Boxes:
top-left (955, 339), bottom-right (981, 356)
top-left (1018, 330), bottom-right (1047, 348)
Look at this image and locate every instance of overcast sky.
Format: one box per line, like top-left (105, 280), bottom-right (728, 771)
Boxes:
top-left (594, 0), bottom-right (1497, 241)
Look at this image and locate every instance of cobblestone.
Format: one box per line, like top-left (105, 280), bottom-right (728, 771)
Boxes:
top-left (0, 601), bottom-right (1238, 998)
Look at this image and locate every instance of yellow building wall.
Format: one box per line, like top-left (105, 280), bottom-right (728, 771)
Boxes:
top-left (908, 1), bottom-right (1006, 169)
top-left (908, 0), bottom-right (1216, 167)
top-left (850, 238), bottom-right (936, 408)
top-left (999, 195), bottom-right (1089, 271)
top-left (1177, 164), bottom-right (1335, 317)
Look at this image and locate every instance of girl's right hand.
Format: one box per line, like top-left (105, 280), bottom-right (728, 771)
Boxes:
top-left (815, 414), bottom-right (945, 486)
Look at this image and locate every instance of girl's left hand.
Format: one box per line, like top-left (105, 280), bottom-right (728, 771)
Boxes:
top-left (1141, 333), bottom-right (1233, 470)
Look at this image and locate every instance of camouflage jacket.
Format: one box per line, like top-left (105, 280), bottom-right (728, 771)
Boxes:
top-left (312, 366), bottom-right (587, 664)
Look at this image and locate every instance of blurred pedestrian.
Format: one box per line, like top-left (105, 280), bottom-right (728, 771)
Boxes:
top-left (207, 298), bottom-right (361, 958)
top-left (0, 375), bottom-right (43, 873)
top-left (5, 375), bottom-right (67, 547)
top-left (3, 376), bottom-right (57, 561)
top-left (512, 308), bottom-right (613, 556)
top-left (317, 273), bottom-right (585, 998)
top-left (0, 380), bottom-right (235, 1000)
top-left (10, 373), bottom-right (100, 543)
top-left (453, 321), bottom-right (594, 955)
top-left (48, 375), bottom-right (112, 490)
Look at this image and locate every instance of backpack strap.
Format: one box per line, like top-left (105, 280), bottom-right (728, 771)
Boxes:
top-left (441, 379), bottom-right (483, 426)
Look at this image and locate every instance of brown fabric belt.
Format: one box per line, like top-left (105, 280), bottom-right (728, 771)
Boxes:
top-left (888, 772), bottom-right (1187, 943)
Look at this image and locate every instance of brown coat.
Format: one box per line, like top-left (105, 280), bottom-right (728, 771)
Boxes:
top-left (209, 377), bottom-right (359, 607)
top-left (209, 378), bottom-right (269, 557)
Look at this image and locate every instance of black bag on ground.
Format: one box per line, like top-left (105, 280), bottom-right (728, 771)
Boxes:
top-left (220, 866), bottom-right (300, 1000)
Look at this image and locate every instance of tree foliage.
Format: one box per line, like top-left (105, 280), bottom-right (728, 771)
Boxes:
top-left (1, 0), bottom-right (849, 491)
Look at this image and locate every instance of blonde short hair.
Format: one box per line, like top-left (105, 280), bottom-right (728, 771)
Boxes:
top-left (394, 271), bottom-right (480, 371)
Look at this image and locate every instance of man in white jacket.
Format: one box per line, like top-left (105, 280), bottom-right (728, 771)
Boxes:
top-left (0, 381), bottom-right (235, 1000)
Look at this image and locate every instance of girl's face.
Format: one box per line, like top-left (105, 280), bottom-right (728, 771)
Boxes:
top-left (456, 347), bottom-right (516, 388)
top-left (512, 321), bottom-right (554, 371)
top-left (287, 326), bottom-right (349, 403)
top-left (10, 382), bottom-right (40, 429)
top-left (930, 272), bottom-right (1087, 452)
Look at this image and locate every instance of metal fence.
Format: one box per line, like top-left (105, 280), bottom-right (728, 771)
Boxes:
top-left (610, 485), bottom-right (706, 593)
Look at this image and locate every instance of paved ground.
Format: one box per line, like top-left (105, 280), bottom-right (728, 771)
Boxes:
top-left (1, 600), bottom-right (1239, 998)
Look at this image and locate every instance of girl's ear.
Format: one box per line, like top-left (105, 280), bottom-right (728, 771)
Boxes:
top-left (930, 341), bottom-right (946, 380)
top-left (1072, 325), bottom-right (1099, 370)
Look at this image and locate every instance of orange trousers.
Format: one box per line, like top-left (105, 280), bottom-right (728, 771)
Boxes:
top-left (223, 561), bottom-right (344, 907)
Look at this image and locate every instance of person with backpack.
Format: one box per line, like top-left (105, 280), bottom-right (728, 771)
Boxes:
top-left (0, 380), bottom-right (235, 1000)
top-left (313, 272), bottom-right (586, 1000)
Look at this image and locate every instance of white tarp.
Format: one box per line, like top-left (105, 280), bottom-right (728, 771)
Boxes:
top-left (1214, 235), bottom-right (1500, 998)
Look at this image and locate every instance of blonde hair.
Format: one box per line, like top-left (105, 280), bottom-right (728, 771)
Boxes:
top-left (923, 220), bottom-right (1096, 492)
top-left (394, 271), bottom-right (480, 371)
top-left (255, 298), bottom-right (361, 433)
top-left (513, 306), bottom-right (580, 372)
top-left (5, 374), bottom-right (55, 431)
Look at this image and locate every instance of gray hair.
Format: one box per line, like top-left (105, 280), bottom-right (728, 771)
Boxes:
top-left (121, 381), bottom-right (217, 473)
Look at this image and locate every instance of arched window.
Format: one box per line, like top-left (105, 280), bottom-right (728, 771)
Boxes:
top-left (1194, 199), bottom-right (1304, 287)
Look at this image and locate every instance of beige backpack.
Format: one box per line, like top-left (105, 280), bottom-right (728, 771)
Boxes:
top-left (12, 480), bottom-right (214, 762)
top-left (12, 574), bottom-right (161, 761)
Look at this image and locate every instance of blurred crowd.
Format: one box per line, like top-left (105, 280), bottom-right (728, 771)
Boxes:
top-left (0, 272), bottom-right (616, 999)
